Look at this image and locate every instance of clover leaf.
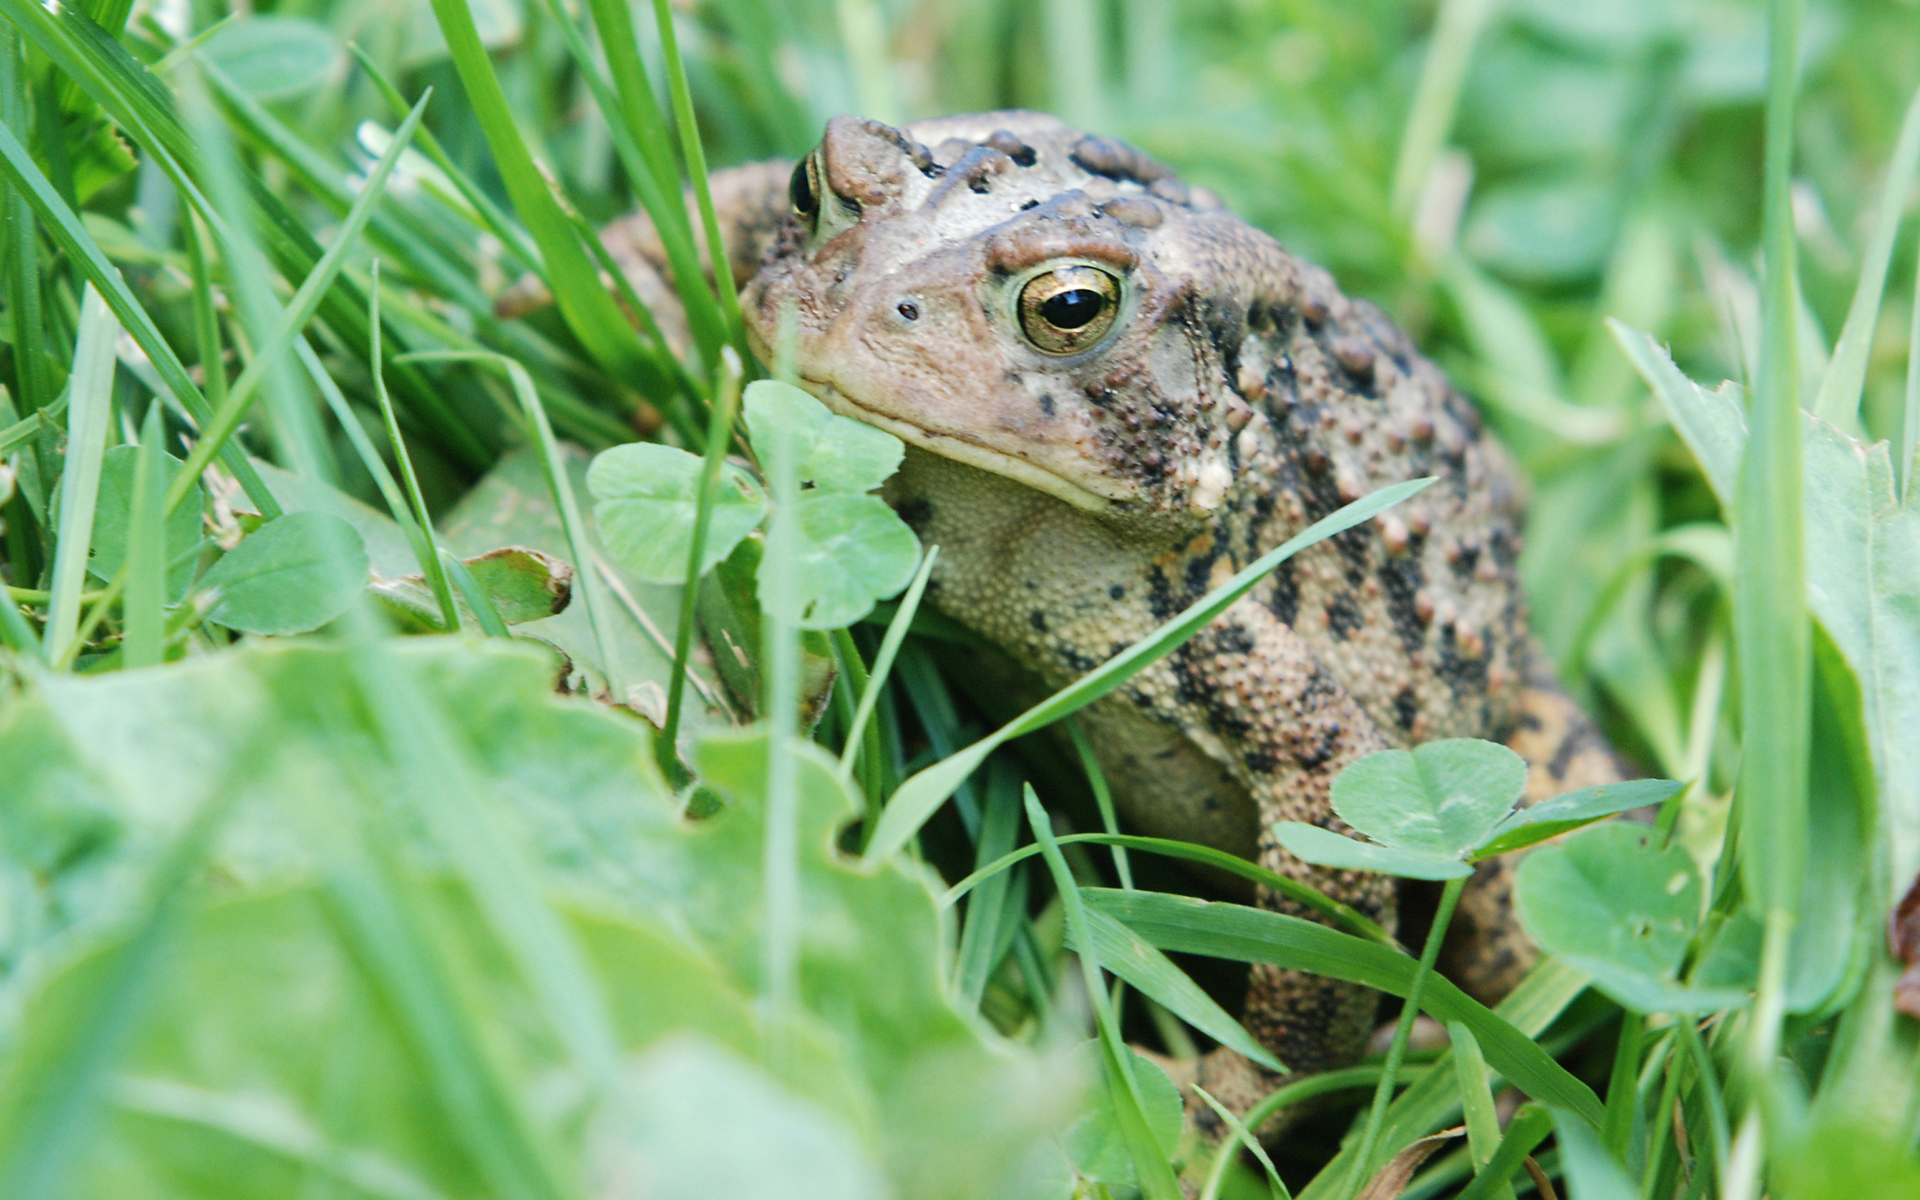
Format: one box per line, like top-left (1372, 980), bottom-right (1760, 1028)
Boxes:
top-left (1273, 739), bottom-right (1681, 880)
top-left (199, 511), bottom-right (369, 635)
top-left (587, 380), bottom-right (923, 631)
top-left (791, 492), bottom-right (921, 630)
top-left (589, 442), bottom-right (768, 583)
top-left (742, 379), bottom-right (903, 493)
top-left (1514, 821), bottom-right (1753, 1014)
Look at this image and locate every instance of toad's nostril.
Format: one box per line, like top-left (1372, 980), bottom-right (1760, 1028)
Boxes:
top-left (897, 301), bottom-right (920, 321)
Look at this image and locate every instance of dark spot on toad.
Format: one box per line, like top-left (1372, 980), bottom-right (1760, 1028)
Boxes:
top-left (894, 497), bottom-right (933, 531)
top-left (1324, 592), bottom-right (1362, 641)
top-left (1394, 686), bottom-right (1418, 731)
top-left (1030, 610), bottom-right (1048, 632)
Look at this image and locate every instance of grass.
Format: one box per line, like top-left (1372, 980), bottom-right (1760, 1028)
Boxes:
top-left (0, 0), bottom-right (1917, 1197)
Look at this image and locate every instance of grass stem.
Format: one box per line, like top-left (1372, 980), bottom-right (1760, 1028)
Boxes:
top-left (1346, 874), bottom-right (1467, 1200)
top-left (660, 348), bottom-right (742, 785)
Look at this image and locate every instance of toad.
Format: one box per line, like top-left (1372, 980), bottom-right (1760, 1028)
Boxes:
top-left (511, 110), bottom-right (1625, 1127)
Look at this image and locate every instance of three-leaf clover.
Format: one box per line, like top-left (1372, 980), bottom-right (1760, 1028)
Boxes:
top-left (588, 380), bottom-right (921, 630)
top-left (1272, 738), bottom-right (1682, 879)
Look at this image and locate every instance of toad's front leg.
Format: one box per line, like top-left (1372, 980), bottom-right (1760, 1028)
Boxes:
top-left (1115, 597), bottom-right (1399, 1132)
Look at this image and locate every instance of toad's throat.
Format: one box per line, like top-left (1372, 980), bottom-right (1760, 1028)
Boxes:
top-left (799, 377), bottom-right (1137, 515)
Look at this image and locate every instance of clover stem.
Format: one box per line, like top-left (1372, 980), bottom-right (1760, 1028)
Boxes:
top-left (1345, 873), bottom-right (1467, 1200)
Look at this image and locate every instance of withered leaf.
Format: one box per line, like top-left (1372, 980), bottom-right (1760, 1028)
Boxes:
top-left (1887, 874), bottom-right (1920, 1019)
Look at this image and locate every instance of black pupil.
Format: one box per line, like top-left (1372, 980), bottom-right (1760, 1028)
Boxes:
top-left (1038, 288), bottom-right (1106, 330)
top-left (789, 158), bottom-right (816, 216)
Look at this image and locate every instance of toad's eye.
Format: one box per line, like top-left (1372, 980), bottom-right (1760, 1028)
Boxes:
top-left (789, 155), bottom-right (819, 227)
top-left (1018, 266), bottom-right (1121, 354)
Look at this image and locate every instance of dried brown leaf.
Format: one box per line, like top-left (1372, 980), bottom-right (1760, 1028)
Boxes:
top-left (1355, 1127), bottom-right (1464, 1200)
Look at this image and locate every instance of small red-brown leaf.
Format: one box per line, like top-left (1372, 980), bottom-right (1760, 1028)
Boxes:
top-left (1356, 1127), bottom-right (1464, 1200)
top-left (1888, 874), bottom-right (1920, 1019)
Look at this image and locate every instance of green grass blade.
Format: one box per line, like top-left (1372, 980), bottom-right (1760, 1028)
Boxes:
top-left (1072, 904), bottom-right (1282, 1071)
top-left (440, 549), bottom-right (511, 637)
top-left (42, 286), bottom-right (118, 664)
top-left (1600, 1011), bottom-right (1642, 1161)
top-left (163, 91), bottom-right (431, 514)
top-left (349, 44), bottom-right (540, 273)
top-left (1905, 242), bottom-right (1920, 503)
top-left (0, 585), bottom-right (41, 660)
top-left (555, 196), bottom-right (703, 425)
top-left (321, 839), bottom-right (573, 1200)
top-left (649, 0), bottom-right (746, 351)
top-left (530, 0), bottom-right (724, 378)
top-left (1738, 0), bottom-right (1810, 1081)
top-left (1345, 875), bottom-right (1466, 1200)
top-left (577, 0), bottom-right (678, 192)
top-left (837, 545), bottom-right (938, 783)
top-left (1811, 80), bottom-right (1920, 426)
top-left (370, 264), bottom-right (457, 631)
top-left (1297, 960), bottom-right (1590, 1200)
top-left (953, 761), bottom-right (1022, 1006)
top-left (0, 27), bottom-right (49, 417)
top-left (0, 108), bottom-right (279, 516)
top-left (298, 338), bottom-right (433, 568)
top-left (1025, 787), bottom-right (1183, 1200)
top-left (344, 647), bottom-right (629, 1100)
top-left (1389, 0), bottom-right (1501, 224)
top-left (661, 348), bottom-right (743, 784)
top-left (1450, 1105), bottom-right (1552, 1200)
top-left (421, 0), bottom-right (660, 383)
top-left (1086, 888), bottom-right (1605, 1126)
top-left (760, 392), bottom-right (802, 1059)
top-left (939, 831), bottom-right (1397, 947)
top-left (863, 476), bottom-right (1435, 863)
top-left (1068, 720), bottom-right (1133, 888)
top-left (121, 403), bottom-right (167, 668)
top-left (0, 771), bottom-right (239, 1200)
top-left (1195, 1084), bottom-right (1292, 1200)
top-left (1446, 1022), bottom-right (1514, 1200)
top-left (402, 349), bottom-right (625, 672)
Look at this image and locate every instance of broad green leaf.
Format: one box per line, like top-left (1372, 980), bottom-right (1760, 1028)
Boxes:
top-left (785, 492), bottom-right (922, 631)
top-left (1772, 1115), bottom-right (1920, 1200)
top-left (1059, 1043), bottom-right (1183, 1187)
top-left (1616, 329), bottom-right (1920, 928)
top-left (591, 1037), bottom-right (888, 1200)
top-left (199, 512), bottom-right (370, 636)
top-left (588, 442), bottom-right (768, 583)
top-left (1084, 887), bottom-right (1605, 1125)
top-left (88, 445), bottom-right (204, 602)
top-left (0, 641), bottom-right (1070, 1198)
top-left (1550, 1109), bottom-right (1637, 1200)
top-left (369, 546), bottom-right (573, 630)
top-left (201, 16), bottom-right (342, 100)
top-left (1472, 778), bottom-right (1683, 859)
top-left (1513, 822), bottom-right (1750, 1013)
top-left (1072, 906), bottom-right (1283, 1070)
top-left (1608, 322), bottom-right (1745, 504)
top-left (1330, 739), bottom-right (1528, 861)
top-left (743, 380), bottom-right (905, 493)
top-left (1272, 820), bottom-right (1472, 880)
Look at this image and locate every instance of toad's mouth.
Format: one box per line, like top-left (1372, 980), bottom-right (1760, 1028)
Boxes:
top-left (800, 377), bottom-right (1136, 515)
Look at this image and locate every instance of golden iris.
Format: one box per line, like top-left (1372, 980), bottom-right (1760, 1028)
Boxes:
top-left (1017, 266), bottom-right (1121, 354)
